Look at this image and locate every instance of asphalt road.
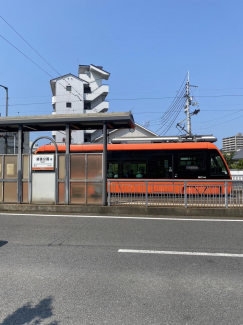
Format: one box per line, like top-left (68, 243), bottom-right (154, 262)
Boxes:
top-left (1, 213), bottom-right (243, 325)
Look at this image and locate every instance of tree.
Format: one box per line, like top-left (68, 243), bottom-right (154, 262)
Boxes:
top-left (235, 159), bottom-right (243, 170)
top-left (222, 151), bottom-right (235, 168)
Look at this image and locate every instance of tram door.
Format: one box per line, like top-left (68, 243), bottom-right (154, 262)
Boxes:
top-left (151, 154), bottom-right (173, 179)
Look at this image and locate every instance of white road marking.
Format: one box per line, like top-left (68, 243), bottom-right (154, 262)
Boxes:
top-left (0, 212), bottom-right (242, 222)
top-left (118, 249), bottom-right (243, 258)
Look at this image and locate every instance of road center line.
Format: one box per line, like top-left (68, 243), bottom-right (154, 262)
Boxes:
top-left (0, 212), bottom-right (243, 222)
top-left (118, 249), bottom-right (243, 258)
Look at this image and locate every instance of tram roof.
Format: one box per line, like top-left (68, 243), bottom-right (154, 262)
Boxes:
top-left (0, 112), bottom-right (135, 132)
top-left (36, 142), bottom-right (219, 153)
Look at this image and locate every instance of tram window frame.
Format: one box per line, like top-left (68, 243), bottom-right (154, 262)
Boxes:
top-left (122, 161), bottom-right (147, 178)
top-left (210, 153), bottom-right (228, 176)
top-left (178, 153), bottom-right (206, 171)
top-left (107, 161), bottom-right (119, 178)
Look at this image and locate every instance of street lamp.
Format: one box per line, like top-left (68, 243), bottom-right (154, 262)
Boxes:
top-left (0, 85), bottom-right (8, 117)
top-left (0, 85), bottom-right (8, 153)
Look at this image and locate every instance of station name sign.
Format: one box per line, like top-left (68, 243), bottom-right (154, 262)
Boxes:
top-left (32, 155), bottom-right (54, 170)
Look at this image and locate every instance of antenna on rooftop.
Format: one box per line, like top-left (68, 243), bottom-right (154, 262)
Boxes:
top-left (144, 120), bottom-right (150, 128)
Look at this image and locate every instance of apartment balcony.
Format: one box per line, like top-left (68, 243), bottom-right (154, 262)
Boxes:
top-left (84, 85), bottom-right (109, 101)
top-left (85, 101), bottom-right (109, 114)
top-left (52, 96), bottom-right (57, 105)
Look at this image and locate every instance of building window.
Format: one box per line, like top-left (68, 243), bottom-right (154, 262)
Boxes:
top-left (66, 86), bottom-right (72, 91)
top-left (84, 87), bottom-right (91, 93)
top-left (66, 102), bottom-right (72, 108)
top-left (84, 103), bottom-right (91, 110)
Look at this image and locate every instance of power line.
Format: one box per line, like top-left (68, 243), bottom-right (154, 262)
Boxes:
top-left (0, 34), bottom-right (53, 78)
top-left (200, 114), bottom-right (243, 129)
top-left (194, 110), bottom-right (243, 124)
top-left (1, 94), bottom-right (243, 108)
top-left (0, 16), bottom-right (60, 77)
top-left (156, 74), bottom-right (188, 135)
top-left (2, 90), bottom-right (243, 100)
top-left (0, 17), bottom-right (83, 101)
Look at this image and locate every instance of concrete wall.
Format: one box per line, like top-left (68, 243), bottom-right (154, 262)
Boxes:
top-left (230, 170), bottom-right (243, 181)
top-left (79, 69), bottom-right (102, 92)
top-left (52, 76), bottom-right (84, 144)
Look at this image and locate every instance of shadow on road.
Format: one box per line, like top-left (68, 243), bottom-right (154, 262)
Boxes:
top-left (0, 296), bottom-right (59, 325)
top-left (0, 241), bottom-right (8, 247)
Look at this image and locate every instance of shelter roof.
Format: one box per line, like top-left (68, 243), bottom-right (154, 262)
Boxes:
top-left (0, 112), bottom-right (135, 132)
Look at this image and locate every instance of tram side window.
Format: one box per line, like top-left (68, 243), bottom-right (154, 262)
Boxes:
top-left (107, 162), bottom-right (119, 178)
top-left (123, 162), bottom-right (147, 178)
top-left (179, 154), bottom-right (206, 171)
top-left (210, 154), bottom-right (227, 176)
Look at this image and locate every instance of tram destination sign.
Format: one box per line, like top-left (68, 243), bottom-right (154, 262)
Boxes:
top-left (32, 155), bottom-right (54, 170)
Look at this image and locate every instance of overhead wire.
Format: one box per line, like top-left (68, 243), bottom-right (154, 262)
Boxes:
top-left (161, 98), bottom-right (186, 135)
top-left (194, 110), bottom-right (243, 124)
top-left (0, 15), bottom-right (60, 76)
top-left (200, 113), bottom-right (243, 129)
top-left (157, 94), bottom-right (186, 134)
top-left (0, 34), bottom-right (53, 78)
top-left (1, 93), bottom-right (243, 108)
top-left (2, 89), bottom-right (243, 100)
top-left (0, 16), bottom-right (83, 101)
top-left (155, 74), bottom-right (187, 134)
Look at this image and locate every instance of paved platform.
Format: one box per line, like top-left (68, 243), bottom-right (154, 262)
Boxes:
top-left (0, 204), bottom-right (243, 218)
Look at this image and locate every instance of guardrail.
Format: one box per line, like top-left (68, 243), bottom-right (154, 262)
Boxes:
top-left (107, 179), bottom-right (243, 208)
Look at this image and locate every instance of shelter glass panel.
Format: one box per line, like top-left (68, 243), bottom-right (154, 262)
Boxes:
top-left (22, 182), bottom-right (28, 203)
top-left (70, 182), bottom-right (85, 204)
top-left (58, 182), bottom-right (65, 204)
top-left (87, 183), bottom-right (102, 204)
top-left (23, 155), bottom-right (29, 179)
top-left (87, 154), bottom-right (102, 180)
top-left (0, 156), bottom-right (3, 178)
top-left (4, 156), bottom-right (17, 179)
top-left (0, 182), bottom-right (2, 202)
top-left (4, 182), bottom-right (17, 202)
top-left (70, 155), bottom-right (85, 180)
top-left (59, 155), bottom-right (65, 179)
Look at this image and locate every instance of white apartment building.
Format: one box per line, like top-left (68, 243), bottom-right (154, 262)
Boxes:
top-left (222, 133), bottom-right (243, 152)
top-left (50, 64), bottom-right (110, 143)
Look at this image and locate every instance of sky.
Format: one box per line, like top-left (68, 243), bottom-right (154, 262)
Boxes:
top-left (0, 0), bottom-right (243, 148)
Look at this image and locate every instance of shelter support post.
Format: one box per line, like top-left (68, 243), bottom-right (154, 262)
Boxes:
top-left (65, 123), bottom-right (70, 204)
top-left (102, 122), bottom-right (108, 206)
top-left (17, 125), bottom-right (23, 203)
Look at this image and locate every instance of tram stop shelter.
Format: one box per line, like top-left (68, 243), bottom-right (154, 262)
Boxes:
top-left (0, 112), bottom-right (135, 206)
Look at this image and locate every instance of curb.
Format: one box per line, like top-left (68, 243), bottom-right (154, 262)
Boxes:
top-left (0, 204), bottom-right (242, 218)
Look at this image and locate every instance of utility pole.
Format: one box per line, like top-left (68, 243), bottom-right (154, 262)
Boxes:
top-left (0, 85), bottom-right (8, 117)
top-left (0, 85), bottom-right (8, 154)
top-left (177, 72), bottom-right (200, 136)
top-left (185, 72), bottom-right (191, 135)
